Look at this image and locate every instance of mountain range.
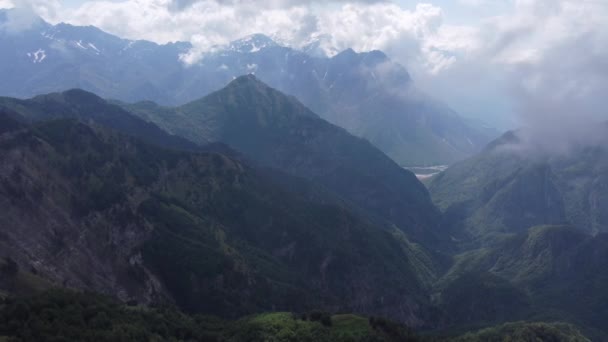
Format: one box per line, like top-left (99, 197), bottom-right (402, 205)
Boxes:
top-left (0, 75), bottom-right (605, 340)
top-left (1, 7), bottom-right (607, 342)
top-left (0, 80), bottom-right (448, 326)
top-left (0, 8), bottom-right (496, 166)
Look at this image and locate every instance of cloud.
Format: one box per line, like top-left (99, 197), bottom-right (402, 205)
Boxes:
top-left (15, 0), bottom-right (608, 135)
top-left (40, 3), bottom-right (474, 74)
top-left (458, 0), bottom-right (486, 6)
top-left (169, 0), bottom-right (388, 11)
top-left (411, 0), bottom-right (608, 131)
top-left (41, 0), bottom-right (466, 74)
top-left (505, 34), bottom-right (608, 154)
top-left (0, 0), bottom-right (14, 9)
top-left (0, 0), bottom-right (56, 33)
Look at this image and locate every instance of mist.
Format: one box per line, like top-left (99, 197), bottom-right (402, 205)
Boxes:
top-left (505, 32), bottom-right (608, 155)
top-left (0, 1), bottom-right (42, 33)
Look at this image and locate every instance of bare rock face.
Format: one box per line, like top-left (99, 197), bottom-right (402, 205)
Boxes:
top-left (0, 118), bottom-right (442, 326)
top-left (0, 124), bottom-right (169, 305)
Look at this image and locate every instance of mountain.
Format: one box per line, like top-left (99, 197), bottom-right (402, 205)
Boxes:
top-left (0, 88), bottom-right (202, 151)
top-left (0, 9), bottom-right (191, 104)
top-left (428, 129), bottom-right (608, 245)
top-left (434, 225), bottom-right (608, 340)
top-left (179, 40), bottom-right (497, 165)
top-left (0, 10), bottom-right (496, 165)
top-left (0, 116), bottom-right (445, 324)
top-left (123, 75), bottom-right (443, 246)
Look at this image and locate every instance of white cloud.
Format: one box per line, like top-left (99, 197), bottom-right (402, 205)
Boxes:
top-left (0, 0), bottom-right (61, 33)
top-left (458, 0), bottom-right (485, 6)
top-left (9, 0), bottom-right (608, 130)
top-left (47, 1), bottom-right (475, 75)
top-left (0, 0), bottom-right (14, 9)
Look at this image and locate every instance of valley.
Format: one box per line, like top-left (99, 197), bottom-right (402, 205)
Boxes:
top-left (0, 76), bottom-right (603, 341)
top-left (404, 165), bottom-right (449, 180)
top-left (0, 4), bottom-right (606, 342)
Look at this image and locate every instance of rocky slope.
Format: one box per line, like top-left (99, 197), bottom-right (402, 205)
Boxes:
top-left (0, 116), bottom-right (441, 324)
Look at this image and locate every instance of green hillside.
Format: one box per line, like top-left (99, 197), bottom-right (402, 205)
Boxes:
top-left (0, 118), bottom-right (439, 324)
top-left (124, 75), bottom-right (442, 246)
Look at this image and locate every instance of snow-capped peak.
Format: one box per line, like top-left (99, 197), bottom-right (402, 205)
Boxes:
top-left (226, 34), bottom-right (278, 53)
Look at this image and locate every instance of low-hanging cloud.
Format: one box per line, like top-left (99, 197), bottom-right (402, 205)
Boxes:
top-left (487, 1), bottom-right (608, 154)
top-left (505, 33), bottom-right (608, 154)
top-left (0, 0), bottom-right (41, 33)
top-left (0, 0), bottom-right (59, 33)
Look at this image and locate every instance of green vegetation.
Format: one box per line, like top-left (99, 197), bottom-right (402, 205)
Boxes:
top-left (0, 117), bottom-right (438, 324)
top-left (0, 258), bottom-right (53, 297)
top-left (429, 130), bottom-right (608, 244)
top-left (0, 291), bottom-right (427, 342)
top-left (1, 84), bottom-right (606, 341)
top-left (0, 290), bottom-right (223, 342)
top-left (451, 322), bottom-right (590, 342)
top-left (124, 75), bottom-right (442, 247)
top-left (0, 290), bottom-right (590, 342)
top-left (433, 225), bottom-right (608, 339)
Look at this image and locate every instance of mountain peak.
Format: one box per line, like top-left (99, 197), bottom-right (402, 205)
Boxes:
top-left (224, 74), bottom-right (275, 95)
top-left (181, 74), bottom-right (318, 131)
top-left (227, 33), bottom-right (278, 53)
top-left (231, 73), bottom-right (260, 84)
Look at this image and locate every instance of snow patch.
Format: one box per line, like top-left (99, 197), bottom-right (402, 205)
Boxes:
top-left (226, 34), bottom-right (277, 53)
top-left (27, 49), bottom-right (46, 63)
top-left (75, 40), bottom-right (87, 50)
top-left (41, 31), bottom-right (58, 41)
top-left (250, 42), bottom-right (262, 53)
top-left (88, 43), bottom-right (100, 54)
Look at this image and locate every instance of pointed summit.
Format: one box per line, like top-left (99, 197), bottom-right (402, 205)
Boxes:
top-left (150, 77), bottom-right (442, 245)
top-left (230, 73), bottom-right (261, 85)
top-left (182, 74), bottom-right (317, 132)
top-left (224, 74), bottom-right (283, 96)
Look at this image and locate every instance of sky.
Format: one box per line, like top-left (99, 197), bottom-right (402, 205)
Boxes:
top-left (2, 0), bottom-right (608, 131)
